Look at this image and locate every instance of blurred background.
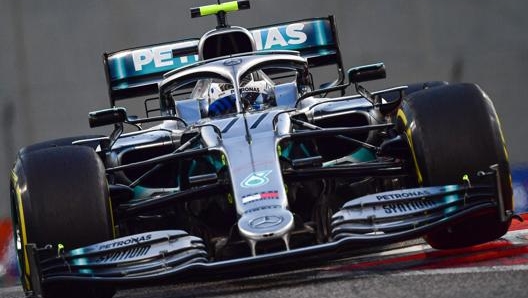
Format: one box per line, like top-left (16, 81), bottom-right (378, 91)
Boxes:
top-left (2, 0), bottom-right (528, 216)
top-left (1, 0), bottom-right (528, 281)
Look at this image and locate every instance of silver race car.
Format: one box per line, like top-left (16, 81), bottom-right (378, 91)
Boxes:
top-left (10, 1), bottom-right (514, 297)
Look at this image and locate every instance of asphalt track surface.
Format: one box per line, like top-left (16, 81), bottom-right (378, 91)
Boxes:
top-left (2, 219), bottom-right (528, 298)
top-left (2, 262), bottom-right (527, 298)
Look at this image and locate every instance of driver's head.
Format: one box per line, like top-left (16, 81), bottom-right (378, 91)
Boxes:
top-left (207, 77), bottom-right (276, 117)
top-left (207, 83), bottom-right (236, 117)
top-left (239, 80), bottom-right (275, 111)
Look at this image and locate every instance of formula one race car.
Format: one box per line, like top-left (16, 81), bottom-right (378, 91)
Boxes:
top-left (10, 1), bottom-right (514, 297)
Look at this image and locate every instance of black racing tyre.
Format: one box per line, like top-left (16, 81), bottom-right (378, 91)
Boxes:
top-left (403, 81), bottom-right (448, 96)
top-left (10, 146), bottom-right (115, 298)
top-left (382, 81), bottom-right (448, 102)
top-left (18, 135), bottom-right (104, 156)
top-left (398, 83), bottom-right (512, 249)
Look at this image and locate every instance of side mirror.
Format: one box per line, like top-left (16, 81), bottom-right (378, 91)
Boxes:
top-left (89, 107), bottom-right (127, 128)
top-left (348, 63), bottom-right (386, 84)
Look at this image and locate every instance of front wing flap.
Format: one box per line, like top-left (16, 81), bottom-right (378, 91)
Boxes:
top-left (37, 230), bottom-right (208, 281)
top-left (331, 184), bottom-right (501, 241)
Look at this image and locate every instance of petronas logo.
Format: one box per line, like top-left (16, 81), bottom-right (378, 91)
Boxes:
top-left (240, 170), bottom-right (272, 188)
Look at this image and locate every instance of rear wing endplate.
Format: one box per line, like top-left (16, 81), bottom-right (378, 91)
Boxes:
top-left (104, 16), bottom-right (343, 106)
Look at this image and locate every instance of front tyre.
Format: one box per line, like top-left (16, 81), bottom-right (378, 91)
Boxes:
top-left (398, 83), bottom-right (512, 249)
top-left (17, 135), bottom-right (104, 156)
top-left (10, 146), bottom-right (115, 298)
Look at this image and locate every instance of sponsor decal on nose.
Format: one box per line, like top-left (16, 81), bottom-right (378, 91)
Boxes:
top-left (242, 191), bottom-right (280, 204)
top-left (240, 170), bottom-right (272, 188)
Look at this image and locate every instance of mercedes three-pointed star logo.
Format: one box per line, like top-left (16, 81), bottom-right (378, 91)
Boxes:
top-left (249, 215), bottom-right (284, 229)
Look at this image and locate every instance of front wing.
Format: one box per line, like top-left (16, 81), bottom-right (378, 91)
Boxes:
top-left (25, 166), bottom-right (511, 292)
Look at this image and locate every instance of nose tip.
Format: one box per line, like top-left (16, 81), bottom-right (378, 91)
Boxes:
top-left (237, 209), bottom-right (294, 256)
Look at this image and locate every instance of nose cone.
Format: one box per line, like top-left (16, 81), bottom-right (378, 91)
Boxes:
top-left (238, 209), bottom-right (294, 242)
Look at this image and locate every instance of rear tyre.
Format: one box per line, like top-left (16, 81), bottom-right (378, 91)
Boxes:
top-left (398, 83), bottom-right (512, 249)
top-left (10, 146), bottom-right (114, 298)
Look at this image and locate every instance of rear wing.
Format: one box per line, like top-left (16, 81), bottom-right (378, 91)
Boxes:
top-left (104, 16), bottom-right (343, 106)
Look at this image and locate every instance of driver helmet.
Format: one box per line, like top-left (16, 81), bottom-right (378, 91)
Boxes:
top-left (208, 75), bottom-right (276, 117)
top-left (207, 82), bottom-right (236, 117)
